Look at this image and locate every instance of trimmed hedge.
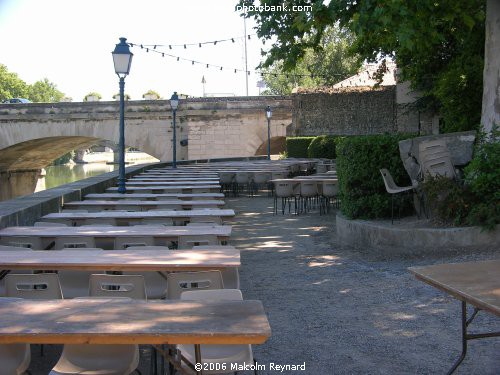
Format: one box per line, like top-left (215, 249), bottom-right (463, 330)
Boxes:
top-left (307, 135), bottom-right (338, 159)
top-left (286, 137), bottom-right (315, 158)
top-left (336, 134), bottom-right (414, 219)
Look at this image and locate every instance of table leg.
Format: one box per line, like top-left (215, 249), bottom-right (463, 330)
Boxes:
top-left (447, 301), bottom-right (468, 375)
top-left (195, 344), bottom-right (203, 375)
top-left (447, 301), bottom-right (500, 375)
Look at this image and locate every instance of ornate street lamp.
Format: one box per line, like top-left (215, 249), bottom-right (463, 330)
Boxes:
top-left (265, 105), bottom-right (272, 160)
top-left (170, 92), bottom-right (179, 168)
top-left (112, 37), bottom-right (133, 193)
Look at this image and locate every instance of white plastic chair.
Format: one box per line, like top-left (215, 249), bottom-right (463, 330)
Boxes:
top-left (380, 169), bottom-right (414, 224)
top-left (0, 299), bottom-right (30, 375)
top-left (114, 236), bottom-right (155, 249)
top-left (140, 217), bottom-right (174, 226)
top-left (81, 218), bottom-right (117, 226)
top-left (49, 282), bottom-right (143, 375)
top-left (273, 181), bottom-right (296, 215)
top-left (121, 246), bottom-right (170, 299)
top-left (177, 289), bottom-right (256, 374)
top-left (177, 235), bottom-right (219, 249)
top-left (321, 181), bottom-right (339, 214)
top-left (5, 273), bottom-right (63, 299)
top-left (56, 248), bottom-right (104, 299)
top-left (54, 236), bottom-right (96, 249)
top-left (1, 236), bottom-right (43, 249)
top-left (88, 274), bottom-right (147, 300)
top-left (189, 216), bottom-right (223, 225)
top-left (166, 270), bottom-right (223, 299)
top-left (34, 221), bottom-right (69, 227)
top-left (298, 181), bottom-right (318, 213)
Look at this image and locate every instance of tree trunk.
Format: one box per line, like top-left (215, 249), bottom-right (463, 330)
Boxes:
top-left (481, 0), bottom-right (500, 134)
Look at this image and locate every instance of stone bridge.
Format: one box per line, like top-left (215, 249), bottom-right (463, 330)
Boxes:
top-left (0, 97), bottom-right (292, 199)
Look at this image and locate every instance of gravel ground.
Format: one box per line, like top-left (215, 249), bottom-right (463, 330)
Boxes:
top-left (226, 195), bottom-right (499, 375)
top-left (28, 194), bottom-right (499, 374)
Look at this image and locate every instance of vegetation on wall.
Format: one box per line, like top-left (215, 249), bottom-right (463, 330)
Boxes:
top-left (285, 137), bottom-right (315, 158)
top-left (307, 135), bottom-right (338, 159)
top-left (336, 134), bottom-right (414, 219)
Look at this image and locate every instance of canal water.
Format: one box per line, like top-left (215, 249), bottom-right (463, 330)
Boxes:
top-left (34, 154), bottom-right (158, 192)
top-left (35, 164), bottom-right (118, 192)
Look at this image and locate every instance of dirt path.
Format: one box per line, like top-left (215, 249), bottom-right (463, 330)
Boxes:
top-left (226, 195), bottom-right (499, 375)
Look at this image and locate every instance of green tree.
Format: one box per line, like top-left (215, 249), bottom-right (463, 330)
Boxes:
top-left (28, 78), bottom-right (64, 103)
top-left (239, 0), bottom-right (485, 132)
top-left (0, 64), bottom-right (29, 101)
top-left (261, 26), bottom-right (361, 95)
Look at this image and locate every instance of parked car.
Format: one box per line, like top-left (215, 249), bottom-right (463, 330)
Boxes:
top-left (2, 98), bottom-right (31, 103)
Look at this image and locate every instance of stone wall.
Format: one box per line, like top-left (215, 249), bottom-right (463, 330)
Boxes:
top-left (291, 87), bottom-right (398, 136)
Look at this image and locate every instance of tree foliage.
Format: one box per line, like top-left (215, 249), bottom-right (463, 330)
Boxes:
top-left (261, 26), bottom-right (361, 95)
top-left (239, 0), bottom-right (486, 132)
top-left (0, 64), bottom-right (29, 100)
top-left (0, 64), bottom-right (64, 102)
top-left (28, 78), bottom-right (64, 103)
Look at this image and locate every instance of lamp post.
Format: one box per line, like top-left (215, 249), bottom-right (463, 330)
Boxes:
top-left (112, 37), bottom-right (133, 193)
top-left (170, 92), bottom-right (179, 168)
top-left (265, 105), bottom-right (272, 160)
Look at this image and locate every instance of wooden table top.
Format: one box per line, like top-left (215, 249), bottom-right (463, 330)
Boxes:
top-left (409, 259), bottom-right (500, 316)
top-left (126, 181), bottom-right (221, 186)
top-left (130, 177), bottom-right (220, 181)
top-left (0, 249), bottom-right (240, 271)
top-left (43, 209), bottom-right (235, 220)
top-left (0, 225), bottom-right (232, 238)
top-left (107, 185), bottom-right (221, 192)
top-left (84, 193), bottom-right (225, 200)
top-left (0, 298), bottom-right (271, 345)
top-left (64, 200), bottom-right (225, 208)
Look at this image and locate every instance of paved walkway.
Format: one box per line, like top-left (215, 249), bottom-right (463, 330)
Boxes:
top-left (28, 195), bottom-right (499, 374)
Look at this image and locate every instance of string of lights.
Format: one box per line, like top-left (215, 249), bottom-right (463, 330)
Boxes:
top-left (128, 41), bottom-right (343, 80)
top-left (131, 33), bottom-right (257, 50)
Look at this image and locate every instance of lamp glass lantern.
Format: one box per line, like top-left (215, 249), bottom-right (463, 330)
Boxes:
top-left (112, 37), bottom-right (133, 76)
top-left (170, 92), bottom-right (179, 110)
top-left (266, 106), bottom-right (272, 120)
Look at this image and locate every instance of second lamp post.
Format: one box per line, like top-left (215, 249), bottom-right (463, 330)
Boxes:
top-left (112, 37), bottom-right (133, 193)
top-left (265, 105), bottom-right (272, 160)
top-left (170, 92), bottom-right (179, 168)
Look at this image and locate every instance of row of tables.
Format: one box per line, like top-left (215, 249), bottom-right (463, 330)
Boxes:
top-left (0, 160), bottom-right (317, 374)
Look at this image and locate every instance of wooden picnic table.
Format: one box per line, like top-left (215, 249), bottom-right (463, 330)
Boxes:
top-left (0, 248), bottom-right (240, 272)
top-left (63, 199), bottom-right (224, 211)
top-left (0, 225), bottom-right (232, 249)
top-left (409, 259), bottom-right (500, 374)
top-left (126, 180), bottom-right (220, 186)
top-left (129, 178), bottom-right (220, 183)
top-left (0, 298), bottom-right (271, 375)
top-left (106, 185), bottom-right (221, 193)
top-left (41, 209), bottom-right (235, 226)
top-left (84, 193), bottom-right (225, 200)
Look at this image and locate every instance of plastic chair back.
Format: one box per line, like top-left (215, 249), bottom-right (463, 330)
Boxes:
top-left (166, 270), bottom-right (223, 299)
top-left (89, 274), bottom-right (147, 300)
top-left (5, 273), bottom-right (63, 299)
top-left (177, 235), bottom-right (219, 249)
top-left (1, 236), bottom-right (43, 249)
top-left (114, 236), bottom-right (155, 249)
top-left (54, 236), bottom-right (96, 249)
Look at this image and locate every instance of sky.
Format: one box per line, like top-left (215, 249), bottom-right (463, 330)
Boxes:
top-left (0, 0), bottom-right (268, 101)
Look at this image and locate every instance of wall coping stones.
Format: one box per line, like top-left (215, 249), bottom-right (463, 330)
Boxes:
top-left (336, 213), bottom-right (499, 255)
